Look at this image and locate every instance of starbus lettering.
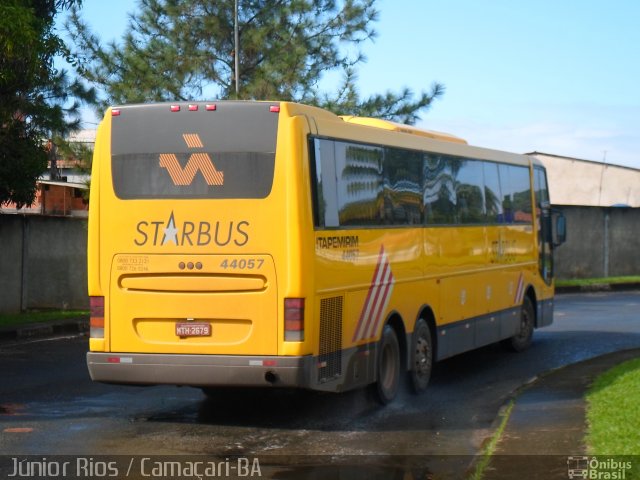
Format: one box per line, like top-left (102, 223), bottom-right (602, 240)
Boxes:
top-left (134, 211), bottom-right (249, 247)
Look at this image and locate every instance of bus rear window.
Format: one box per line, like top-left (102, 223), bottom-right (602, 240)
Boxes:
top-left (110, 102), bottom-right (278, 199)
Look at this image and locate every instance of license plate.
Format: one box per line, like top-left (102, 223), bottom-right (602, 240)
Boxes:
top-left (176, 322), bottom-right (211, 337)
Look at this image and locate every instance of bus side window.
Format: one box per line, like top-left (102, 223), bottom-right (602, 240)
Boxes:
top-left (483, 162), bottom-right (503, 224)
top-left (423, 153), bottom-right (456, 225)
top-left (455, 159), bottom-right (486, 224)
top-left (312, 138), bottom-right (339, 228)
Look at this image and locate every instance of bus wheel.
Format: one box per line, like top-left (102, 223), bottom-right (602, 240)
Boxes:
top-left (372, 324), bottom-right (400, 405)
top-left (201, 387), bottom-right (214, 398)
top-left (410, 319), bottom-right (433, 393)
top-left (503, 296), bottom-right (534, 352)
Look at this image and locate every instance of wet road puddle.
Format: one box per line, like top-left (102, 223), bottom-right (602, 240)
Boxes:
top-left (0, 403), bottom-right (26, 416)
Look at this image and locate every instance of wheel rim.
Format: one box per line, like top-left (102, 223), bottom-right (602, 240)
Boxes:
top-left (380, 342), bottom-right (397, 391)
top-left (517, 307), bottom-right (532, 342)
top-left (414, 336), bottom-right (431, 378)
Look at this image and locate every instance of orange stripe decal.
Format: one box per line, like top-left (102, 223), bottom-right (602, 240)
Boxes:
top-left (514, 273), bottom-right (524, 305)
top-left (353, 246), bottom-right (395, 342)
top-left (182, 133), bottom-right (203, 148)
top-left (159, 153), bottom-right (224, 186)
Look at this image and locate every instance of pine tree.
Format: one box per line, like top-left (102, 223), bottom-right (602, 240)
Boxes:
top-left (66, 0), bottom-right (443, 123)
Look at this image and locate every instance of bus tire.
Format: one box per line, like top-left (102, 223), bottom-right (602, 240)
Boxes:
top-left (201, 387), bottom-right (215, 398)
top-left (410, 319), bottom-right (433, 393)
top-left (503, 296), bottom-right (535, 352)
top-left (371, 324), bottom-right (401, 405)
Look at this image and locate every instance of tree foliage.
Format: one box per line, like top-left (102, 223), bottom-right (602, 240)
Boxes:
top-left (0, 0), bottom-right (94, 208)
top-left (66, 0), bottom-right (443, 123)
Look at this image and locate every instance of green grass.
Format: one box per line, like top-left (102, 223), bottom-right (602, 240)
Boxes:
top-left (586, 358), bottom-right (640, 455)
top-left (0, 310), bottom-right (88, 328)
top-left (556, 276), bottom-right (640, 287)
top-left (468, 401), bottom-right (514, 480)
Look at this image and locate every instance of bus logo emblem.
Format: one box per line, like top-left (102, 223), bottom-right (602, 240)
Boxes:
top-left (159, 133), bottom-right (224, 186)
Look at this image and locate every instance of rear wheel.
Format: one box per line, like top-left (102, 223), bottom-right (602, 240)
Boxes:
top-left (503, 296), bottom-right (535, 352)
top-left (201, 387), bottom-right (215, 398)
top-left (409, 319), bottom-right (433, 393)
top-left (371, 324), bottom-right (400, 405)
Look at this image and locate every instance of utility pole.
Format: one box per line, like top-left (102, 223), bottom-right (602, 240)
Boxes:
top-left (234, 0), bottom-right (239, 96)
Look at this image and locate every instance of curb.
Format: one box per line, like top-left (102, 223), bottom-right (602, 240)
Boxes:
top-left (0, 317), bottom-right (88, 342)
top-left (485, 348), bottom-right (640, 479)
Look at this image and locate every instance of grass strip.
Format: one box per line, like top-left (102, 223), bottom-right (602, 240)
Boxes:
top-left (556, 276), bottom-right (640, 287)
top-left (0, 310), bottom-right (88, 328)
top-left (586, 357), bottom-right (640, 455)
top-left (468, 400), bottom-right (514, 480)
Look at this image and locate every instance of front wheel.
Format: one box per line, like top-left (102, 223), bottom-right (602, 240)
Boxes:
top-left (503, 296), bottom-right (535, 352)
top-left (371, 324), bottom-right (400, 405)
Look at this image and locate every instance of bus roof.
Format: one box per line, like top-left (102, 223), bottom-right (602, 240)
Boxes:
top-left (340, 116), bottom-right (468, 144)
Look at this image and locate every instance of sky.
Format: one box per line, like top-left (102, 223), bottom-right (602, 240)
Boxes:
top-left (57, 0), bottom-right (640, 169)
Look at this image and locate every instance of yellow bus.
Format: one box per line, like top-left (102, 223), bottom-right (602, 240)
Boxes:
top-left (87, 101), bottom-right (565, 404)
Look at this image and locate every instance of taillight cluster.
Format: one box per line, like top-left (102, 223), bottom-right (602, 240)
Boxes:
top-left (284, 298), bottom-right (304, 341)
top-left (89, 296), bottom-right (104, 339)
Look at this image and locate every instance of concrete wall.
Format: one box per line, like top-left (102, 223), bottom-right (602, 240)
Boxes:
top-left (1, 206), bottom-right (638, 313)
top-left (555, 206), bottom-right (640, 279)
top-left (608, 207), bottom-right (640, 276)
top-left (0, 215), bottom-right (24, 313)
top-left (0, 215), bottom-right (88, 314)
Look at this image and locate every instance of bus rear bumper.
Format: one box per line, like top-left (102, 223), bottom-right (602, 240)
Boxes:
top-left (87, 352), bottom-right (314, 389)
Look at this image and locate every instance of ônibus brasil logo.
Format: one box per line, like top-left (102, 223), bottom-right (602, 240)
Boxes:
top-left (134, 211), bottom-right (249, 248)
top-left (159, 133), bottom-right (224, 186)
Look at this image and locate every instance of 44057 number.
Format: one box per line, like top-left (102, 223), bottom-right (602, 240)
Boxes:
top-left (219, 258), bottom-right (264, 270)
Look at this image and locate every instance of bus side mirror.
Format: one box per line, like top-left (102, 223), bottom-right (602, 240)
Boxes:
top-left (554, 213), bottom-right (566, 246)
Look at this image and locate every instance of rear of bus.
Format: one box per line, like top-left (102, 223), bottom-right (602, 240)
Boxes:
top-left (87, 101), bottom-right (315, 388)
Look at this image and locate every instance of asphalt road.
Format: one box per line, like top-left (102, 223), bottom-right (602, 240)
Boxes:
top-left (1, 291), bottom-right (639, 478)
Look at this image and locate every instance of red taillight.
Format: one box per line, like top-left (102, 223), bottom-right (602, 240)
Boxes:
top-left (90, 296), bottom-right (104, 317)
top-left (269, 105), bottom-right (280, 113)
top-left (205, 104), bottom-right (217, 111)
top-left (90, 296), bottom-right (104, 339)
top-left (170, 105), bottom-right (180, 112)
top-left (188, 104), bottom-right (198, 111)
top-left (111, 109), bottom-right (121, 117)
top-left (284, 298), bottom-right (304, 341)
